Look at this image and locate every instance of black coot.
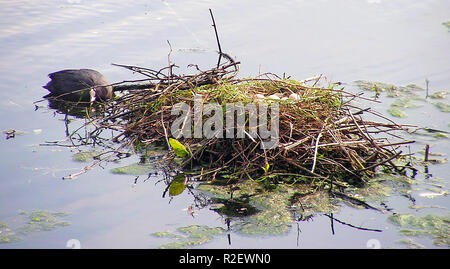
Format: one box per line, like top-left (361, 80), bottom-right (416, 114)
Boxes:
top-left (43, 69), bottom-right (113, 102)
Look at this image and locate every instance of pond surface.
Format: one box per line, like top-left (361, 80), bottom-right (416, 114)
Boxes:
top-left (0, 0), bottom-right (449, 249)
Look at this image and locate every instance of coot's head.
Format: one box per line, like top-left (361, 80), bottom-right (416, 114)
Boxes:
top-left (43, 69), bottom-right (113, 102)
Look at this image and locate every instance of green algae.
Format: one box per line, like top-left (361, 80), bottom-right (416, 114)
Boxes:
top-left (354, 80), bottom-right (450, 120)
top-left (354, 80), bottom-right (396, 93)
top-left (353, 181), bottom-right (391, 203)
top-left (291, 189), bottom-right (340, 214)
top-left (433, 132), bottom-right (449, 139)
top-left (396, 238), bottom-right (426, 249)
top-left (0, 210), bottom-right (70, 244)
top-left (354, 80), bottom-right (424, 98)
top-left (386, 97), bottom-right (424, 118)
top-left (151, 225), bottom-right (225, 249)
top-left (433, 102), bottom-right (450, 112)
top-left (72, 151), bottom-right (99, 162)
top-left (429, 90), bottom-right (448, 99)
top-left (389, 214), bottom-right (450, 247)
top-left (391, 98), bottom-right (423, 109)
top-left (0, 223), bottom-right (20, 244)
top-left (109, 144), bottom-right (168, 175)
top-left (16, 210), bottom-right (70, 234)
top-left (354, 78), bottom-right (450, 132)
top-left (197, 180), bottom-right (340, 236)
top-left (354, 80), bottom-right (434, 119)
top-left (237, 185), bottom-right (295, 235)
top-left (387, 107), bottom-right (407, 118)
top-left (110, 162), bottom-right (157, 175)
top-left (442, 21), bottom-right (450, 30)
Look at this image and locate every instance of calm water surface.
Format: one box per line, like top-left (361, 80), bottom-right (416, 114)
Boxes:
top-left (0, 0), bottom-right (449, 248)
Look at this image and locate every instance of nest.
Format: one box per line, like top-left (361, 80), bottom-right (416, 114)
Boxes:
top-left (89, 56), bottom-right (412, 187)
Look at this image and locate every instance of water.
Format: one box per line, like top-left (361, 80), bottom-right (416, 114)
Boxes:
top-left (0, 0), bottom-right (449, 249)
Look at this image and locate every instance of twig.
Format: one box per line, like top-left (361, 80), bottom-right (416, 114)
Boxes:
top-left (331, 191), bottom-right (383, 212)
top-left (167, 40), bottom-right (173, 83)
top-left (355, 150), bottom-right (403, 172)
top-left (209, 9), bottom-right (223, 68)
top-left (324, 214), bottom-right (382, 232)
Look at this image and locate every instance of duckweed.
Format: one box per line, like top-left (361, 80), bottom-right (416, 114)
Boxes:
top-left (442, 21), bottom-right (450, 30)
top-left (354, 80), bottom-right (424, 98)
top-left (387, 107), bottom-right (407, 118)
top-left (110, 162), bottom-right (157, 175)
top-left (396, 238), bottom-right (426, 249)
top-left (151, 225), bottom-right (225, 249)
top-left (16, 210), bottom-right (70, 234)
top-left (389, 214), bottom-right (450, 247)
top-left (429, 90), bottom-right (448, 99)
top-left (0, 223), bottom-right (20, 244)
top-left (0, 210), bottom-right (70, 244)
top-left (433, 102), bottom-right (450, 112)
top-left (197, 181), bottom-right (340, 236)
top-left (72, 151), bottom-right (99, 162)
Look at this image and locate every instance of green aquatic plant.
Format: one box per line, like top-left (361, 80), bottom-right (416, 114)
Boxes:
top-left (0, 210), bottom-right (71, 244)
top-left (354, 80), bottom-right (424, 98)
top-left (168, 174), bottom-right (187, 197)
top-left (386, 96), bottom-right (425, 118)
top-left (0, 223), bottom-right (20, 244)
top-left (15, 210), bottom-right (70, 234)
top-left (237, 187), bottom-right (294, 235)
top-left (433, 102), bottom-right (450, 112)
top-left (72, 151), bottom-right (99, 162)
top-left (197, 180), bottom-right (341, 236)
top-left (390, 97), bottom-right (422, 109)
top-left (433, 133), bottom-right (449, 139)
top-left (429, 90), bottom-right (448, 99)
top-left (353, 181), bottom-right (391, 203)
top-left (169, 138), bottom-right (190, 158)
top-left (387, 107), bottom-right (407, 118)
top-left (442, 21), bottom-right (450, 30)
top-left (396, 238), bottom-right (425, 249)
top-left (110, 162), bottom-right (157, 175)
top-left (151, 225), bottom-right (225, 249)
top-left (389, 214), bottom-right (450, 247)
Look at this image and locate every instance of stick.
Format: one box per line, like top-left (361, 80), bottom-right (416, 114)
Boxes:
top-left (209, 9), bottom-right (223, 68)
top-left (324, 214), bottom-right (382, 232)
top-left (356, 150), bottom-right (403, 172)
top-left (167, 40), bottom-right (173, 83)
top-left (331, 191), bottom-right (383, 212)
top-left (283, 158), bottom-right (348, 188)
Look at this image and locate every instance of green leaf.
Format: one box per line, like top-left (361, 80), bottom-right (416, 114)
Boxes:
top-left (169, 138), bottom-right (190, 158)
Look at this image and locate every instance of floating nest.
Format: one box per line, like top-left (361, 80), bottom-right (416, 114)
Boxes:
top-left (80, 55), bottom-right (413, 188)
